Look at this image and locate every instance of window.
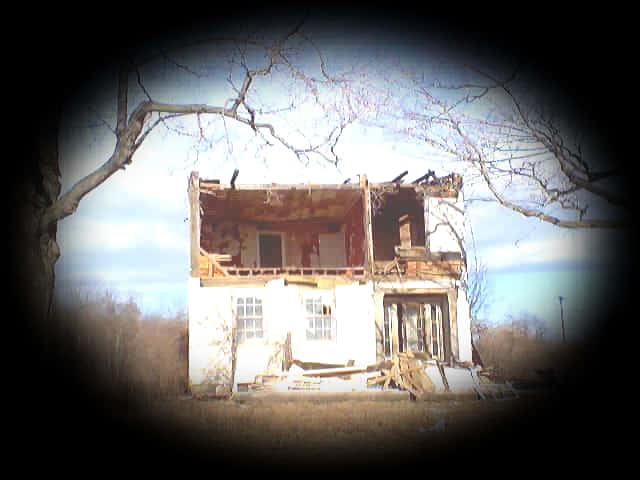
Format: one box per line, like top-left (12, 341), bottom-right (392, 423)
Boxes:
top-left (236, 297), bottom-right (263, 343)
top-left (305, 296), bottom-right (335, 341)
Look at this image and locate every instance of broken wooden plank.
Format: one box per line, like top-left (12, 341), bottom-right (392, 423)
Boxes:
top-left (296, 366), bottom-right (369, 377)
top-left (292, 359), bottom-right (349, 370)
top-left (436, 361), bottom-right (450, 392)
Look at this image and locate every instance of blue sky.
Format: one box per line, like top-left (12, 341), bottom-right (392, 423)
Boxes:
top-left (53, 22), bottom-right (626, 344)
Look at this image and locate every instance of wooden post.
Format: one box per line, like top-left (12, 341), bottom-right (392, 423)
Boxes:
top-left (447, 289), bottom-right (459, 363)
top-left (360, 174), bottom-right (375, 276)
top-left (558, 296), bottom-right (566, 343)
top-left (188, 171), bottom-right (200, 278)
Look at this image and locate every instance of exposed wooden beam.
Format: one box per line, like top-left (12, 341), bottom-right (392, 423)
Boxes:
top-left (360, 174), bottom-right (375, 277)
top-left (391, 170), bottom-right (409, 183)
top-left (412, 170), bottom-right (436, 184)
top-left (230, 168), bottom-right (239, 189)
top-left (188, 171), bottom-right (200, 278)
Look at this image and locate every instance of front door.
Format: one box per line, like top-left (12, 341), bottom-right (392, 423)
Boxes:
top-left (383, 295), bottom-right (447, 361)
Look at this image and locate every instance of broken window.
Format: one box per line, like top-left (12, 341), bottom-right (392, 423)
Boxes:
top-left (236, 297), bottom-right (264, 343)
top-left (305, 296), bottom-right (335, 341)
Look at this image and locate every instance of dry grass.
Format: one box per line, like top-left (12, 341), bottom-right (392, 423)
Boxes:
top-left (52, 290), bottom-right (188, 400)
top-left (142, 395), bottom-right (537, 469)
top-left (475, 324), bottom-right (584, 380)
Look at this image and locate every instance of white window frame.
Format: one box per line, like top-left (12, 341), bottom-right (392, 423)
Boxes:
top-left (428, 303), bottom-right (444, 360)
top-left (235, 295), bottom-right (264, 344)
top-left (303, 294), bottom-right (336, 342)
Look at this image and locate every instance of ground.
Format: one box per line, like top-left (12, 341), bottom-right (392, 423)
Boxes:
top-left (137, 393), bottom-right (555, 470)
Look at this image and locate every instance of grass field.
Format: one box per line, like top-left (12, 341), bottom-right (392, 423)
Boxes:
top-left (137, 393), bottom-right (554, 470)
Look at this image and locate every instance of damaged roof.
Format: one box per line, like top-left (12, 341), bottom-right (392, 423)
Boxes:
top-left (197, 171), bottom-right (462, 222)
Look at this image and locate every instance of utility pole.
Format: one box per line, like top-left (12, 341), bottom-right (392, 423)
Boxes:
top-left (557, 296), bottom-right (566, 343)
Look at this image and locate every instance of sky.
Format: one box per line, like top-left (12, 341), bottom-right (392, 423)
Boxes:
top-left (53, 19), bottom-right (628, 344)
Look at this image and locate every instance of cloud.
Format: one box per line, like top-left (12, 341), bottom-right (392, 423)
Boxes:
top-left (479, 227), bottom-right (622, 271)
top-left (58, 215), bottom-right (188, 254)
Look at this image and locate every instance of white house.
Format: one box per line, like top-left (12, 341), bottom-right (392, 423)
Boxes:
top-left (187, 170), bottom-right (473, 395)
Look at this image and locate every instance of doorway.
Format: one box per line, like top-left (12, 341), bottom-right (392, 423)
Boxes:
top-left (383, 295), bottom-right (448, 361)
top-left (258, 232), bottom-right (283, 268)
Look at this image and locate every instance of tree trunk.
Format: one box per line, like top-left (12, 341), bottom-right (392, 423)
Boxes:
top-left (12, 108), bottom-right (61, 335)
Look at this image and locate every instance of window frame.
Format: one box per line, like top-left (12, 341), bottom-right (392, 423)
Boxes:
top-left (235, 295), bottom-right (265, 344)
top-left (303, 294), bottom-right (336, 342)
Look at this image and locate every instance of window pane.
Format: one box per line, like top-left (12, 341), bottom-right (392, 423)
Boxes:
top-left (246, 297), bottom-right (254, 306)
top-left (246, 331), bottom-right (254, 340)
top-left (255, 303), bottom-right (262, 316)
top-left (237, 304), bottom-right (245, 316)
top-left (237, 298), bottom-right (244, 306)
top-left (314, 302), bottom-right (323, 315)
top-left (305, 299), bottom-right (314, 314)
top-left (245, 318), bottom-right (254, 330)
top-left (245, 304), bottom-right (254, 316)
top-left (255, 329), bottom-right (263, 339)
top-left (255, 318), bottom-right (262, 330)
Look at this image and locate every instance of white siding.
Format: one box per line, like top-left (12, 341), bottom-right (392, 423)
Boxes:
top-left (188, 279), bottom-right (233, 391)
top-left (427, 192), bottom-right (464, 253)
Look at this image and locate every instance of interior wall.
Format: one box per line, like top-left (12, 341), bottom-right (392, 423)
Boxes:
top-left (201, 219), bottom-right (351, 268)
top-left (344, 198), bottom-right (365, 267)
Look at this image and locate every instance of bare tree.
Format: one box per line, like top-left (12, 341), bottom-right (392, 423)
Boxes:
top-left (466, 260), bottom-right (489, 324)
top-left (18, 19), bottom-right (369, 325)
top-left (384, 64), bottom-right (630, 230)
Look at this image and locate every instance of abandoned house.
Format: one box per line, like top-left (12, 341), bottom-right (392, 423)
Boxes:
top-left (187, 170), bottom-right (474, 395)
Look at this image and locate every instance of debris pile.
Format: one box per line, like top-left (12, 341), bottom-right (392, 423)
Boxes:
top-left (367, 353), bottom-right (436, 398)
top-left (236, 352), bottom-right (519, 400)
top-left (246, 364), bottom-right (376, 394)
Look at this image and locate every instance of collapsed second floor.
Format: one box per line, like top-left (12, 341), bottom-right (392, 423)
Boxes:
top-left (188, 170), bottom-right (466, 283)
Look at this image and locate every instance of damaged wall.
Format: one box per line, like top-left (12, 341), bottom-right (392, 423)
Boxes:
top-left (201, 220), bottom-right (352, 268)
top-left (427, 191), bottom-right (465, 254)
top-left (189, 279), bottom-right (377, 392)
top-left (372, 189), bottom-right (426, 261)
